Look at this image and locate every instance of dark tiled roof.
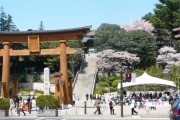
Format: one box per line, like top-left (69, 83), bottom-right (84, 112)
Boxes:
top-left (0, 25), bottom-right (92, 35)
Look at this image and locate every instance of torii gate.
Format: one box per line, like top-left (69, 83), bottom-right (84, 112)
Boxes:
top-left (0, 26), bottom-right (91, 105)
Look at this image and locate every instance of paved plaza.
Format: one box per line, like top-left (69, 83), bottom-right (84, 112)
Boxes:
top-left (1, 99), bottom-right (171, 120)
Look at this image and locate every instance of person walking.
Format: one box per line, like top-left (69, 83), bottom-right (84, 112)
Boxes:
top-left (31, 96), bottom-right (37, 111)
top-left (9, 97), bottom-right (15, 115)
top-left (94, 98), bottom-right (101, 114)
top-left (130, 97), bottom-right (138, 115)
top-left (15, 95), bottom-right (19, 114)
top-left (101, 94), bottom-right (106, 104)
top-left (96, 93), bottom-right (98, 99)
top-left (90, 94), bottom-right (93, 102)
top-left (169, 96), bottom-right (174, 107)
top-left (18, 99), bottom-right (26, 116)
top-left (86, 93), bottom-right (89, 101)
top-left (109, 98), bottom-right (115, 115)
top-left (27, 95), bottom-right (31, 114)
top-left (108, 94), bottom-right (112, 103)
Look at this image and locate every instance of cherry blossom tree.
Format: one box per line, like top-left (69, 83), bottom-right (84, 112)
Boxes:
top-left (97, 49), bottom-right (139, 76)
top-left (157, 46), bottom-right (180, 69)
top-left (120, 20), bottom-right (154, 33)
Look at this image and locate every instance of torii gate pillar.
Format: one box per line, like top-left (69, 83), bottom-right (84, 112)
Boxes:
top-left (2, 42), bottom-right (11, 98)
top-left (60, 40), bottom-right (69, 104)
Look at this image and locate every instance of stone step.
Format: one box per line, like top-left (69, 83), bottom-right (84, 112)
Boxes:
top-left (73, 54), bottom-right (97, 101)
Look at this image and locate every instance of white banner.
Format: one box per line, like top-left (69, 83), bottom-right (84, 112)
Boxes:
top-left (146, 101), bottom-right (169, 107)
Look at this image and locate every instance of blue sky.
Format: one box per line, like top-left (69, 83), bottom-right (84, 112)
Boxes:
top-left (1, 0), bottom-right (159, 31)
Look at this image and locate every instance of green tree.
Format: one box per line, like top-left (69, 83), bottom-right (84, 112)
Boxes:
top-left (142, 12), bottom-right (153, 21)
top-left (143, 0), bottom-right (180, 47)
top-left (126, 30), bottom-right (157, 69)
top-left (94, 23), bottom-right (127, 52)
top-left (0, 6), bottom-right (6, 31)
top-left (0, 6), bottom-right (16, 31)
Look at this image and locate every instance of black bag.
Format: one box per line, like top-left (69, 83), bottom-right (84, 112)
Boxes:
top-left (109, 101), bottom-right (113, 107)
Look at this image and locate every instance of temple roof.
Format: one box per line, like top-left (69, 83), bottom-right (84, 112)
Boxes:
top-left (0, 25), bottom-right (92, 35)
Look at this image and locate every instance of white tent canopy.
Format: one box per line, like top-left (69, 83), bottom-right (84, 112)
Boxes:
top-left (118, 72), bottom-right (176, 88)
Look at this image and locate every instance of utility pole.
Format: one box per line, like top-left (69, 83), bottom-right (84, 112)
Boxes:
top-left (120, 70), bottom-right (123, 117)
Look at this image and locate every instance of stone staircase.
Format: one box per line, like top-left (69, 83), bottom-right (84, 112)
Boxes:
top-left (73, 53), bottom-right (98, 101)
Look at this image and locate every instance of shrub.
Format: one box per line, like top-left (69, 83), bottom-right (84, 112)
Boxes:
top-left (0, 98), bottom-right (10, 110)
top-left (98, 76), bottom-right (107, 82)
top-left (94, 87), bottom-right (108, 95)
top-left (107, 77), bottom-right (116, 82)
top-left (98, 82), bottom-right (109, 87)
top-left (110, 87), bottom-right (118, 92)
top-left (112, 80), bottom-right (120, 88)
top-left (21, 88), bottom-right (31, 92)
top-left (36, 79), bottom-right (44, 83)
top-left (36, 95), bottom-right (59, 109)
top-left (107, 77), bottom-right (116, 86)
top-left (35, 90), bottom-right (44, 94)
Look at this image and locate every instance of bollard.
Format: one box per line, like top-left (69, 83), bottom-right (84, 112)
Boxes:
top-left (84, 101), bottom-right (87, 114)
top-left (76, 107), bottom-right (77, 115)
top-left (66, 108), bottom-right (67, 115)
top-left (146, 107), bottom-right (149, 114)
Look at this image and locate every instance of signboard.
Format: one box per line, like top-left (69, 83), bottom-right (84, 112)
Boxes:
top-left (131, 73), bottom-right (136, 82)
top-left (44, 67), bottom-right (50, 95)
top-left (28, 35), bottom-right (40, 52)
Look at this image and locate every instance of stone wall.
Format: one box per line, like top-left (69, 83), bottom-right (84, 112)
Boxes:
top-left (20, 82), bottom-right (55, 93)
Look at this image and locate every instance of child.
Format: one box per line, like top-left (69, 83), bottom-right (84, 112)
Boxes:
top-left (18, 99), bottom-right (26, 116)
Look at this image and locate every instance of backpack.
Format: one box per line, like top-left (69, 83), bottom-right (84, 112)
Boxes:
top-left (27, 97), bottom-right (31, 103)
top-left (109, 101), bottom-right (113, 107)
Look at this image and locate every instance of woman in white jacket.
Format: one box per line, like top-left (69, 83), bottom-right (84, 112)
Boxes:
top-left (9, 97), bottom-right (15, 115)
top-left (130, 98), bottom-right (138, 115)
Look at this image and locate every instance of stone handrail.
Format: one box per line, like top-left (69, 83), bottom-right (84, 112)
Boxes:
top-left (90, 68), bottom-right (98, 95)
top-left (72, 56), bottom-right (85, 89)
top-left (72, 71), bottom-right (79, 90)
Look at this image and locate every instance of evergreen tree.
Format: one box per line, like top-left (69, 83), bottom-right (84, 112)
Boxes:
top-left (142, 0), bottom-right (180, 47)
top-left (5, 14), bottom-right (16, 31)
top-left (0, 6), bottom-right (6, 31)
top-left (0, 6), bottom-right (17, 31)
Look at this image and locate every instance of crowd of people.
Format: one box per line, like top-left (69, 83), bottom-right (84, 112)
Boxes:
top-left (91, 91), bottom-right (180, 116)
top-left (9, 94), bottom-right (36, 116)
top-left (4, 91), bottom-right (179, 116)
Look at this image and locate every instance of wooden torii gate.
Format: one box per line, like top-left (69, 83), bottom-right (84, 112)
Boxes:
top-left (0, 26), bottom-right (91, 105)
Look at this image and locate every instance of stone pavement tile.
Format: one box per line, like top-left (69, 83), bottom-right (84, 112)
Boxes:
top-left (59, 104), bottom-right (170, 119)
top-left (4, 104), bottom-right (170, 120)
